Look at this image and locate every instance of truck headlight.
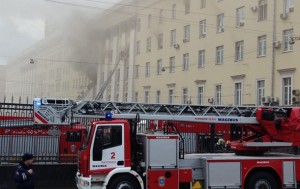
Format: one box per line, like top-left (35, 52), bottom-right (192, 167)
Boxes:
top-left (79, 179), bottom-right (89, 187)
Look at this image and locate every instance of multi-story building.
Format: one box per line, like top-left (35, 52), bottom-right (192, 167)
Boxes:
top-left (118, 0), bottom-right (298, 106)
top-left (5, 29), bottom-right (98, 102)
top-left (4, 0), bottom-right (299, 106)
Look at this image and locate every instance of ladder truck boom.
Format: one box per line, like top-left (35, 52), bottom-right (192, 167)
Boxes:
top-left (33, 97), bottom-right (289, 125)
top-left (33, 98), bottom-right (300, 154)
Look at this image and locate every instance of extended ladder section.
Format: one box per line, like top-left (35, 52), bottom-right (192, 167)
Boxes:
top-left (94, 58), bottom-right (122, 100)
top-left (33, 98), bottom-right (289, 125)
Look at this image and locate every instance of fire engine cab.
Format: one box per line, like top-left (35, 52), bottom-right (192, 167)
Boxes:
top-left (33, 98), bottom-right (300, 189)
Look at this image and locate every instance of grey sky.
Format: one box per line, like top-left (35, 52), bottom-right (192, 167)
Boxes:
top-left (0, 0), bottom-right (120, 65)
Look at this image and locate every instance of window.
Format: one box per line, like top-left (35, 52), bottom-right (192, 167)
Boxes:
top-left (148, 14), bottom-right (152, 28)
top-left (100, 126), bottom-right (122, 149)
top-left (283, 29), bottom-right (293, 52)
top-left (217, 14), bottom-right (224, 33)
top-left (137, 18), bottom-right (141, 32)
top-left (159, 9), bottom-right (163, 24)
top-left (234, 82), bottom-right (242, 105)
top-left (185, 0), bottom-right (190, 14)
top-left (216, 46), bottom-right (224, 64)
top-left (258, 35), bottom-right (267, 57)
top-left (146, 37), bottom-right (151, 53)
top-left (145, 91), bottom-right (150, 103)
top-left (236, 7), bottom-right (244, 27)
top-left (284, 0), bottom-right (294, 13)
top-left (197, 86), bottom-right (204, 104)
top-left (116, 69), bottom-right (120, 82)
top-left (169, 56), bottom-right (175, 73)
top-left (235, 41), bottom-right (244, 61)
top-left (200, 0), bottom-right (206, 8)
top-left (168, 89), bottom-right (174, 104)
top-left (183, 25), bottom-right (190, 42)
top-left (183, 53), bottom-right (189, 70)
top-left (134, 92), bottom-right (138, 102)
top-left (199, 20), bottom-right (206, 38)
top-left (136, 41), bottom-right (140, 55)
top-left (170, 29), bottom-right (176, 46)
top-left (183, 88), bottom-right (189, 104)
top-left (282, 77), bottom-right (292, 105)
top-left (198, 50), bottom-right (205, 68)
top-left (158, 33), bottom-right (163, 49)
top-left (145, 62), bottom-right (150, 77)
top-left (123, 92), bottom-right (127, 102)
top-left (258, 0), bottom-right (267, 21)
top-left (215, 85), bottom-right (222, 105)
top-left (134, 65), bottom-right (139, 79)
top-left (157, 59), bottom-right (162, 75)
top-left (156, 91), bottom-right (161, 103)
top-left (257, 80), bottom-right (265, 105)
top-left (125, 66), bottom-right (129, 80)
top-left (172, 4), bottom-right (176, 19)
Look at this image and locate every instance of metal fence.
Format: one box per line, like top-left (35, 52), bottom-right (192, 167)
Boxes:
top-left (0, 96), bottom-right (89, 164)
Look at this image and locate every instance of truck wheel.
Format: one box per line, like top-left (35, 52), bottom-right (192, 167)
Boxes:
top-left (108, 175), bottom-right (141, 189)
top-left (245, 172), bottom-right (279, 189)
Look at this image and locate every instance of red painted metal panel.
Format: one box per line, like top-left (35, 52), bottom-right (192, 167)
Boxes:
top-left (179, 169), bottom-right (192, 183)
top-left (147, 169), bottom-right (179, 189)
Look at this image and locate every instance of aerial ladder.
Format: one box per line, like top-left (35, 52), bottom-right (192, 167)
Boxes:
top-left (94, 59), bottom-right (121, 100)
top-left (33, 98), bottom-right (300, 155)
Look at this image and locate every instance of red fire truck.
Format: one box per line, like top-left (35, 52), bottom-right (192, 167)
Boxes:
top-left (33, 98), bottom-right (300, 189)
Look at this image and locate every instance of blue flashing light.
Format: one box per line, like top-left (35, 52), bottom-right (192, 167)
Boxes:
top-left (105, 112), bottom-right (113, 120)
top-left (35, 99), bottom-right (42, 106)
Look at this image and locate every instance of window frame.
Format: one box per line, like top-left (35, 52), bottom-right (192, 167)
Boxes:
top-left (197, 86), bottom-right (204, 105)
top-left (236, 7), bottom-right (244, 27)
top-left (283, 29), bottom-right (294, 52)
top-left (199, 20), bottom-right (206, 38)
top-left (216, 45), bottom-right (224, 65)
top-left (215, 85), bottom-right (222, 105)
top-left (235, 41), bottom-right (244, 61)
top-left (234, 82), bottom-right (242, 106)
top-left (198, 50), bottom-right (205, 68)
top-left (258, 35), bottom-right (267, 57)
top-left (145, 62), bottom-right (150, 77)
top-left (256, 80), bottom-right (265, 105)
top-left (183, 53), bottom-right (189, 71)
top-left (217, 13), bottom-right (224, 33)
top-left (157, 59), bottom-right (162, 75)
top-left (258, 0), bottom-right (267, 21)
top-left (169, 56), bottom-right (175, 73)
top-left (170, 29), bottom-right (176, 46)
top-left (183, 25), bottom-right (190, 42)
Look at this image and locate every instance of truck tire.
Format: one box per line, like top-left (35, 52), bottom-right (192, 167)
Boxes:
top-left (245, 172), bottom-right (279, 189)
top-left (108, 175), bottom-right (141, 189)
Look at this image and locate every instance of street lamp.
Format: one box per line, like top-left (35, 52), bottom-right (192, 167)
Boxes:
top-left (29, 58), bottom-right (37, 98)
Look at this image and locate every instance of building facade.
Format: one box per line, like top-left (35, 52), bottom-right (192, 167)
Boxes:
top-left (4, 0), bottom-right (300, 106)
top-left (125, 0), bottom-right (299, 106)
